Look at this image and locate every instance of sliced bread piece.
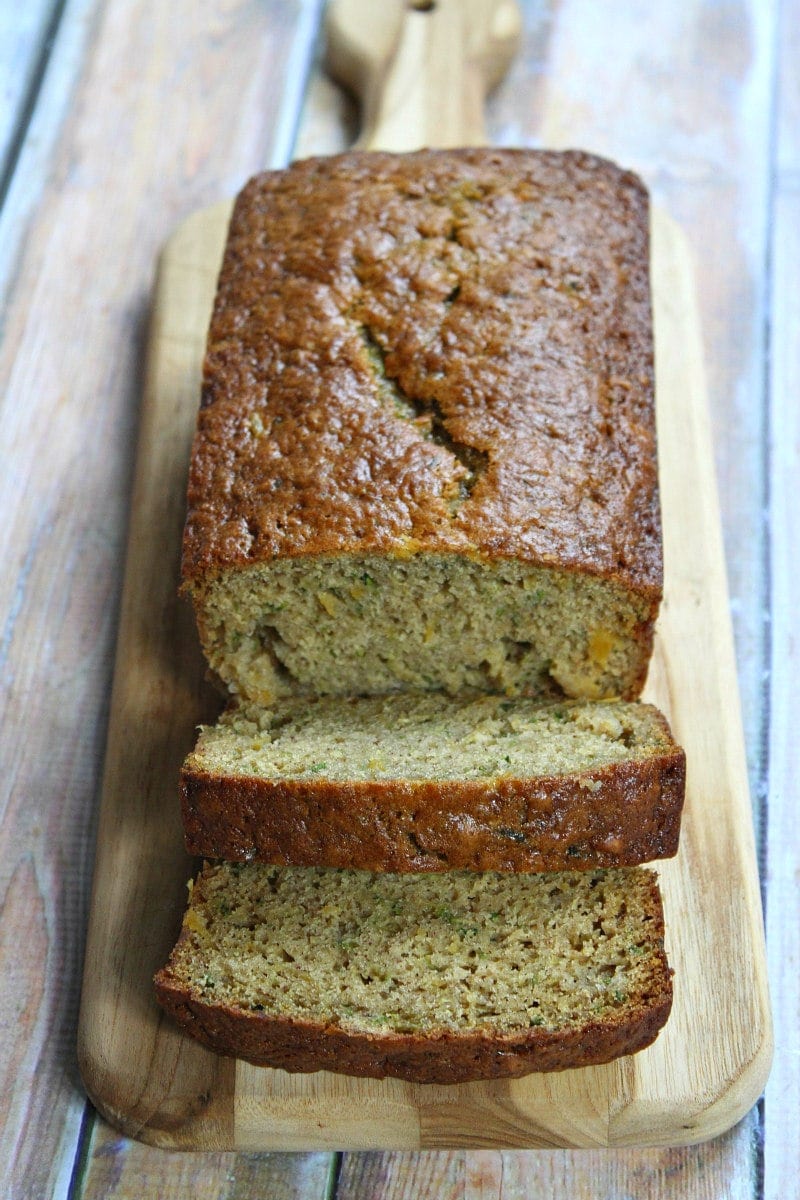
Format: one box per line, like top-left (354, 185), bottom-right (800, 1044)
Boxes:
top-left (154, 862), bottom-right (673, 1083)
top-left (181, 694), bottom-right (685, 872)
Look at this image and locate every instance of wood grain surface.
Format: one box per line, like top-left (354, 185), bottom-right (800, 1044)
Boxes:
top-left (326, 0), bottom-right (522, 150)
top-left (76, 177), bottom-right (771, 1150)
top-left (763, 0), bottom-right (800, 1192)
top-left (0, 0), bottom-right (794, 1195)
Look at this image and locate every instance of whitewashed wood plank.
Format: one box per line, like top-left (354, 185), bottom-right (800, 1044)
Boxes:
top-left (0, 0), bottom-right (61, 185)
top-left (333, 1125), bottom-right (763, 1199)
top-left (463, 1132), bottom-right (761, 1199)
top-left (0, 0), bottom-right (97, 307)
top-left (336, 1151), bottom-right (464, 1198)
top-left (267, 0), bottom-right (327, 168)
top-left (762, 191), bottom-right (798, 1200)
top-left (0, 0), bottom-right (329, 1195)
top-left (74, 1138), bottom-right (336, 1200)
top-left (763, 0), bottom-right (800, 1195)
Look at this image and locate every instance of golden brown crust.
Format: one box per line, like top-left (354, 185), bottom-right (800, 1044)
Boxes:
top-left (153, 981), bottom-right (672, 1082)
top-left (154, 947), bottom-right (673, 1085)
top-left (180, 751), bottom-right (686, 873)
top-left (182, 148), bottom-right (660, 600)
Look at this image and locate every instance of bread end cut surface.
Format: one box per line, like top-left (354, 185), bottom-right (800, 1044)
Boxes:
top-left (154, 864), bottom-right (673, 1083)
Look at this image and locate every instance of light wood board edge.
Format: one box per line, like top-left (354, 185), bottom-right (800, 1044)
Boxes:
top-left (325, 0), bottom-right (523, 150)
top-left (76, 197), bottom-right (771, 1150)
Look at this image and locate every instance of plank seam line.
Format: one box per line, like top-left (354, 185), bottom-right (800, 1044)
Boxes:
top-left (327, 1151), bottom-right (343, 1199)
top-left (64, 1102), bottom-right (94, 1200)
top-left (269, 0), bottom-right (329, 169)
top-left (0, 0), bottom-right (69, 215)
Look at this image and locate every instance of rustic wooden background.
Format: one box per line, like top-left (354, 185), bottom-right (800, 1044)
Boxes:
top-left (0, 0), bottom-right (795, 1196)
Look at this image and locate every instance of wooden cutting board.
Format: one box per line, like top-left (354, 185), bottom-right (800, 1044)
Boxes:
top-left (77, 0), bottom-right (771, 1149)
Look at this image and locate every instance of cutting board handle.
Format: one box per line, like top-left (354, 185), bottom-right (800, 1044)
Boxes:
top-left (324, 0), bottom-right (522, 151)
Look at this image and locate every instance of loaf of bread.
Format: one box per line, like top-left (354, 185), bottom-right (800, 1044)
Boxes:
top-left (154, 862), bottom-right (672, 1083)
top-left (157, 149), bottom-right (679, 1085)
top-left (182, 148), bottom-right (660, 706)
top-left (181, 695), bottom-right (685, 872)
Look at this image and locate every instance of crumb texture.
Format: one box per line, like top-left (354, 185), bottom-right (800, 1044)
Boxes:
top-left (192, 695), bottom-right (676, 783)
top-left (195, 555), bottom-right (655, 703)
top-left (155, 864), bottom-right (672, 1080)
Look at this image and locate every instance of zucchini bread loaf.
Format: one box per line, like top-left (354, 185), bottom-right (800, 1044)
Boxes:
top-left (154, 862), bottom-right (673, 1083)
top-left (182, 148), bottom-right (661, 705)
top-left (181, 695), bottom-right (685, 872)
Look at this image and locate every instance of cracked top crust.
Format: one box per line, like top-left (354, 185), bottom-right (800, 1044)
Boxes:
top-left (182, 148), bottom-right (661, 598)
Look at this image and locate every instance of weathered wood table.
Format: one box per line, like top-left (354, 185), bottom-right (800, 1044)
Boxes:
top-left (1, 1), bottom-right (795, 1196)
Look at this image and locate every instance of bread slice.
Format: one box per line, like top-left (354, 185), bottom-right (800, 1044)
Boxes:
top-left (182, 149), bottom-right (661, 706)
top-left (154, 863), bottom-right (673, 1083)
top-left (181, 695), bottom-right (685, 872)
